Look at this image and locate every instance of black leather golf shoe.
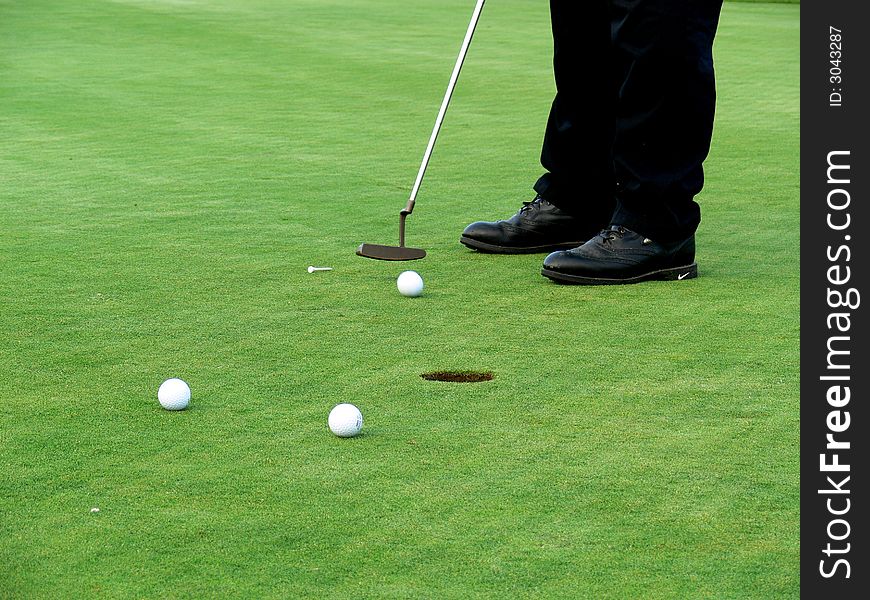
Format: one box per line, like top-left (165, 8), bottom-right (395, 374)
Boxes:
top-left (541, 225), bottom-right (698, 285)
top-left (460, 195), bottom-right (597, 254)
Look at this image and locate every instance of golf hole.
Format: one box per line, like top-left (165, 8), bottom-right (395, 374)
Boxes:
top-left (420, 371), bottom-right (494, 383)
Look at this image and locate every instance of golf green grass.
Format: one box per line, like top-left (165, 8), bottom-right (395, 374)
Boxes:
top-left (1, 1), bottom-right (799, 597)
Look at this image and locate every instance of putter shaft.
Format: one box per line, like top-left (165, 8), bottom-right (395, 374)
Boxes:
top-left (357, 0), bottom-right (486, 261)
top-left (404, 0), bottom-right (486, 216)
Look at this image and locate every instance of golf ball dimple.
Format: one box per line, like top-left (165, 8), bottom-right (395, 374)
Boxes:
top-left (397, 271), bottom-right (424, 297)
top-left (328, 403), bottom-right (363, 438)
top-left (158, 378), bottom-right (191, 411)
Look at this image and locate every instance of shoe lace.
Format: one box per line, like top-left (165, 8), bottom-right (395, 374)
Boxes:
top-left (598, 226), bottom-right (626, 244)
top-left (519, 195), bottom-right (545, 213)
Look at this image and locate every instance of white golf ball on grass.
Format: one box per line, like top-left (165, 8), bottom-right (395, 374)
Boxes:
top-left (328, 403), bottom-right (363, 438)
top-left (158, 378), bottom-right (191, 411)
top-left (397, 271), bottom-right (424, 297)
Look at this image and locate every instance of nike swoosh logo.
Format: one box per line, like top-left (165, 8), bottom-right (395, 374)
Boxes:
top-left (678, 272), bottom-right (691, 280)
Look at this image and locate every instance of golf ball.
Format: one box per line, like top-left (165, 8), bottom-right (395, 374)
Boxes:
top-left (397, 270), bottom-right (424, 297)
top-left (328, 403), bottom-right (363, 438)
top-left (158, 378), bottom-right (191, 411)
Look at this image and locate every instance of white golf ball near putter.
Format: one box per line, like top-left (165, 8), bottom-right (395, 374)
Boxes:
top-left (328, 403), bottom-right (363, 438)
top-left (396, 271), bottom-right (424, 297)
top-left (158, 378), bottom-right (191, 411)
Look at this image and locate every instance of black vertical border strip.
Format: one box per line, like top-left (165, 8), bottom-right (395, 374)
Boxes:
top-left (801, 1), bottom-right (868, 596)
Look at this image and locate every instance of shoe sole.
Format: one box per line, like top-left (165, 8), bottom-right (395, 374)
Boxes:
top-left (541, 263), bottom-right (698, 285)
top-left (460, 235), bottom-right (584, 254)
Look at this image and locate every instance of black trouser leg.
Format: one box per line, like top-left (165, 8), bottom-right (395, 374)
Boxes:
top-left (535, 0), bottom-right (615, 225)
top-left (609, 0), bottom-right (723, 241)
top-left (537, 0), bottom-right (722, 242)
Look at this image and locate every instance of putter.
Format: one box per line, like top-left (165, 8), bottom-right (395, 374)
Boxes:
top-left (357, 0), bottom-right (486, 261)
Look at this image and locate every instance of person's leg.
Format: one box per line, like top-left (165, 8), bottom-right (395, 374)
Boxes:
top-left (541, 0), bottom-right (723, 284)
top-left (535, 0), bottom-right (615, 225)
top-left (460, 0), bottom-right (614, 254)
top-left (608, 0), bottom-right (723, 242)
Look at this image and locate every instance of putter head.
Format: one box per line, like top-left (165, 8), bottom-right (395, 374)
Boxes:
top-left (356, 243), bottom-right (426, 261)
